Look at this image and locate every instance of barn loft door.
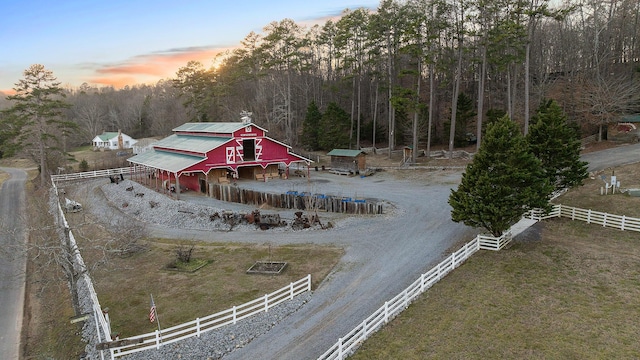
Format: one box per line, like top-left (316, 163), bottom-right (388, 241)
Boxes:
top-left (243, 139), bottom-right (255, 161)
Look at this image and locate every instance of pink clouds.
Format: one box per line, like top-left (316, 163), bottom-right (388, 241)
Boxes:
top-left (88, 46), bottom-right (233, 88)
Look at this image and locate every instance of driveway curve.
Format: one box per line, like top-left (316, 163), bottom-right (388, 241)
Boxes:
top-left (0, 167), bottom-right (27, 360)
top-left (108, 169), bottom-right (478, 360)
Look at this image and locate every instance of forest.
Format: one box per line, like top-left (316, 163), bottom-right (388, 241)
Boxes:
top-left (2, 0), bottom-right (639, 160)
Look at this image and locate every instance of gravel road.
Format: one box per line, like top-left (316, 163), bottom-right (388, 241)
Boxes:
top-left (71, 168), bottom-right (476, 360)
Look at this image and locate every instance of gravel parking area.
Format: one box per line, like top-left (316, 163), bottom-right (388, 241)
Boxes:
top-left (72, 168), bottom-right (477, 360)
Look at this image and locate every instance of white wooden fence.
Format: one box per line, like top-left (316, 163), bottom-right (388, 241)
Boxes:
top-left (51, 167), bottom-right (131, 182)
top-left (318, 232), bottom-right (511, 360)
top-left (109, 274), bottom-right (311, 358)
top-left (320, 204), bottom-right (640, 360)
top-left (527, 204), bottom-right (640, 232)
top-left (51, 183), bottom-right (113, 360)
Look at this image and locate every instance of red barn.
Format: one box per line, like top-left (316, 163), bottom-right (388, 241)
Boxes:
top-left (127, 118), bottom-right (310, 198)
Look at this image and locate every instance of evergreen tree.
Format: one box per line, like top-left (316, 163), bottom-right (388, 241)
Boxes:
top-left (318, 102), bottom-right (350, 150)
top-left (527, 99), bottom-right (589, 191)
top-left (449, 115), bottom-right (552, 237)
top-left (2, 64), bottom-right (74, 187)
top-left (301, 101), bottom-right (322, 150)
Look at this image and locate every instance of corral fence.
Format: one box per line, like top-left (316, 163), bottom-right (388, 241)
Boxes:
top-left (50, 182), bottom-right (113, 360)
top-left (320, 204), bottom-right (640, 359)
top-left (211, 185), bottom-right (383, 215)
top-left (49, 175), bottom-right (312, 360)
top-left (318, 232), bottom-right (512, 360)
top-left (109, 275), bottom-right (312, 358)
top-left (52, 167), bottom-right (132, 182)
top-left (526, 204), bottom-right (640, 232)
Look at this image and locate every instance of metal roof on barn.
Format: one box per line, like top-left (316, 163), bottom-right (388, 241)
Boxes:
top-left (153, 134), bottom-right (230, 154)
top-left (128, 149), bottom-right (204, 173)
top-left (173, 122), bottom-right (268, 134)
top-left (327, 149), bottom-right (365, 157)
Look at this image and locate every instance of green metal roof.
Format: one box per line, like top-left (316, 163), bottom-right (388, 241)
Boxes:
top-left (153, 134), bottom-right (230, 154)
top-left (97, 132), bottom-right (119, 141)
top-left (128, 149), bottom-right (204, 173)
top-left (173, 122), bottom-right (267, 134)
top-left (327, 149), bottom-right (365, 157)
top-left (620, 114), bottom-right (640, 123)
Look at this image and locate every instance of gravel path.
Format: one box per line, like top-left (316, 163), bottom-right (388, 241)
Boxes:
top-left (70, 168), bottom-right (477, 360)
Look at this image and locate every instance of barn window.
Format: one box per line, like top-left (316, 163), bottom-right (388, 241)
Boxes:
top-left (243, 139), bottom-right (255, 161)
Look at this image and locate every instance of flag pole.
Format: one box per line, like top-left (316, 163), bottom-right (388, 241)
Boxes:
top-left (150, 294), bottom-right (162, 340)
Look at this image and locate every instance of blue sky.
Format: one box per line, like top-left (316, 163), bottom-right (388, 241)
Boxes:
top-left (0, 0), bottom-right (380, 94)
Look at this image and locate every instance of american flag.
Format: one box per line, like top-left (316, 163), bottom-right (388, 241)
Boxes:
top-left (149, 295), bottom-right (156, 323)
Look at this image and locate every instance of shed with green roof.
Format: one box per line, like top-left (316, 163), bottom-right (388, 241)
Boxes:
top-left (327, 149), bottom-right (366, 173)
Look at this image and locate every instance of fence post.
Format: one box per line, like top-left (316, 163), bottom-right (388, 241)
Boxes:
top-left (622, 215), bottom-right (626, 231)
top-left (603, 213), bottom-right (607, 227)
top-left (307, 274), bottom-right (312, 292)
top-left (155, 330), bottom-right (160, 349)
top-left (338, 337), bottom-right (343, 359)
top-left (420, 273), bottom-right (425, 292)
top-left (233, 306), bottom-right (237, 324)
top-left (384, 301), bottom-right (389, 323)
top-left (196, 318), bottom-right (201, 337)
top-left (587, 209), bottom-right (591, 224)
top-left (362, 319), bottom-right (367, 337)
top-left (290, 282), bottom-right (294, 299)
top-left (264, 294), bottom-right (269, 312)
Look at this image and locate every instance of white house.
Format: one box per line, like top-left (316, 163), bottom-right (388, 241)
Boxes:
top-left (92, 130), bottom-right (138, 150)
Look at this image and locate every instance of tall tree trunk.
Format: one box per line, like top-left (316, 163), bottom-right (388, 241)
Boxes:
top-left (449, 44), bottom-right (463, 159)
top-left (412, 58), bottom-right (422, 164)
top-left (427, 62), bottom-right (435, 158)
top-left (477, 43), bottom-right (487, 151)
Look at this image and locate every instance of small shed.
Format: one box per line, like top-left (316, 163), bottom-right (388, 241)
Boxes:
top-left (327, 149), bottom-right (366, 173)
top-left (608, 114), bottom-right (640, 142)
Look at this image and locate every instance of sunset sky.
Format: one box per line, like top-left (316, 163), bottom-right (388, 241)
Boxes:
top-left (0, 0), bottom-right (380, 94)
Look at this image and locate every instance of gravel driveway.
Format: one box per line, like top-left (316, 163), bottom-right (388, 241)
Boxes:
top-left (74, 168), bottom-right (476, 360)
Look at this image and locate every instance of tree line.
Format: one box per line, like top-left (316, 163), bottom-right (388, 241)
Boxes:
top-left (1, 0), bottom-right (640, 184)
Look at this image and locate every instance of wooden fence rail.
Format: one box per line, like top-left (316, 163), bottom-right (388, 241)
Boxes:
top-left (211, 184), bottom-right (383, 215)
top-left (318, 233), bottom-right (510, 360)
top-left (525, 204), bottom-right (640, 232)
top-left (110, 274), bottom-right (312, 358)
top-left (51, 167), bottom-right (132, 182)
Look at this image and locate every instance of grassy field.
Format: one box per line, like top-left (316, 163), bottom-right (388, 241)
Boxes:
top-left (86, 240), bottom-right (343, 337)
top-left (352, 163), bottom-right (640, 359)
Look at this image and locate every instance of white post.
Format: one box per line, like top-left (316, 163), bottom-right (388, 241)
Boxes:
top-left (155, 330), bottom-right (160, 349)
top-left (233, 306), bottom-right (237, 324)
top-left (587, 209), bottom-right (591, 224)
top-left (264, 294), bottom-right (269, 312)
top-left (384, 301), bottom-right (389, 323)
top-left (290, 282), bottom-right (294, 299)
top-left (621, 215), bottom-right (626, 231)
top-left (420, 273), bottom-right (425, 292)
top-left (338, 337), bottom-right (343, 359)
top-left (196, 318), bottom-right (200, 337)
top-left (307, 274), bottom-right (312, 292)
top-left (603, 213), bottom-right (607, 227)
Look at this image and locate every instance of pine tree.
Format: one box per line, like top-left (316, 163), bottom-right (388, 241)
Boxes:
top-left (527, 99), bottom-right (589, 191)
top-left (2, 64), bottom-right (74, 187)
top-left (318, 102), bottom-right (351, 150)
top-left (449, 115), bottom-right (552, 236)
top-left (301, 101), bottom-right (322, 150)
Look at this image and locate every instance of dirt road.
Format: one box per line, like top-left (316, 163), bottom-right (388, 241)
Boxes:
top-left (0, 168), bottom-right (27, 360)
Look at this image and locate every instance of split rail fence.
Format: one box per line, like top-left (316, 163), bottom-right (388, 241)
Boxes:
top-left (109, 275), bottom-right (311, 358)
